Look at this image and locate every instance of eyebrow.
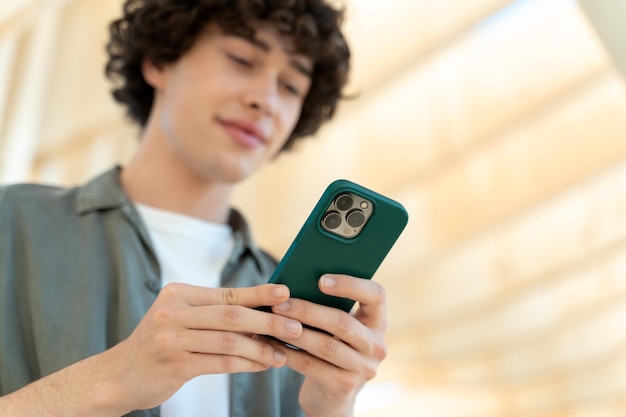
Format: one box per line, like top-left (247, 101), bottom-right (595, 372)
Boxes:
top-left (248, 36), bottom-right (313, 78)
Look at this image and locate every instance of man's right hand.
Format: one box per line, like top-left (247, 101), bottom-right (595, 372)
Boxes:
top-left (0, 283), bottom-right (302, 417)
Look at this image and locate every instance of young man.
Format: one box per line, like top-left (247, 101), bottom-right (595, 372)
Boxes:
top-left (0, 1), bottom-right (388, 416)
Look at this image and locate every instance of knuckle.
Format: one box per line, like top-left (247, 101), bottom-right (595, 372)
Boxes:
top-left (152, 306), bottom-right (177, 327)
top-left (265, 314), bottom-right (281, 334)
top-left (160, 282), bottom-right (183, 298)
top-left (297, 355), bottom-right (315, 374)
top-left (363, 363), bottom-right (378, 381)
top-left (221, 287), bottom-right (238, 305)
top-left (372, 282), bottom-right (386, 304)
top-left (255, 285), bottom-right (268, 301)
top-left (336, 314), bottom-right (355, 336)
top-left (219, 332), bottom-right (239, 351)
top-left (360, 280), bottom-right (385, 304)
top-left (221, 356), bottom-right (237, 372)
top-left (259, 342), bottom-right (275, 360)
top-left (346, 276), bottom-right (359, 293)
top-left (321, 337), bottom-right (340, 357)
top-left (335, 373), bottom-right (360, 394)
top-left (220, 305), bottom-right (243, 326)
top-left (153, 331), bottom-right (178, 353)
top-left (373, 339), bottom-right (388, 361)
top-left (298, 301), bottom-right (311, 320)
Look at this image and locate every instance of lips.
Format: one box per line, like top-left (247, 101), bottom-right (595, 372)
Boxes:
top-left (218, 118), bottom-right (267, 149)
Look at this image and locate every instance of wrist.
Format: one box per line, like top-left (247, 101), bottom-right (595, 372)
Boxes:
top-left (0, 348), bottom-right (132, 417)
top-left (45, 346), bottom-right (133, 417)
top-left (299, 390), bottom-right (355, 417)
top-left (303, 408), bottom-right (353, 417)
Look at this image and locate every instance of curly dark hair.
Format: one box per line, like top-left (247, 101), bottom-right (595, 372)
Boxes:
top-left (105, 0), bottom-right (351, 151)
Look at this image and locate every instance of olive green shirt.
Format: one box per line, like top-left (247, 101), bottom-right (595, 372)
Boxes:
top-left (0, 166), bottom-right (304, 417)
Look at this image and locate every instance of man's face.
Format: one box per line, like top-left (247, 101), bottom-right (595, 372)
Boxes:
top-left (143, 23), bottom-right (313, 184)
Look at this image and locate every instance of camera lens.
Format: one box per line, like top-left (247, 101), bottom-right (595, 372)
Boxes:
top-left (322, 211), bottom-right (342, 230)
top-left (346, 209), bottom-right (365, 228)
top-left (336, 194), bottom-right (353, 211)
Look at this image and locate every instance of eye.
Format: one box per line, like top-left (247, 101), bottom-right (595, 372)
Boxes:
top-left (227, 53), bottom-right (253, 68)
top-left (281, 81), bottom-right (302, 97)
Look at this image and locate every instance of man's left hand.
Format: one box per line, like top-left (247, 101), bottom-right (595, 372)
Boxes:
top-left (267, 273), bottom-right (388, 417)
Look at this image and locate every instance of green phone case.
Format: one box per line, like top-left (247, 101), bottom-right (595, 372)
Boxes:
top-left (268, 179), bottom-right (409, 312)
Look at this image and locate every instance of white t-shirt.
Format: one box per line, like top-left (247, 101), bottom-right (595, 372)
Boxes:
top-left (136, 203), bottom-right (235, 417)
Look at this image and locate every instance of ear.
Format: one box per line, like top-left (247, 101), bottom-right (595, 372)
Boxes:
top-left (142, 58), bottom-right (167, 89)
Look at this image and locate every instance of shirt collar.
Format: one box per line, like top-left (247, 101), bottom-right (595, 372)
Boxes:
top-left (76, 165), bottom-right (128, 214)
top-left (75, 165), bottom-right (267, 271)
top-left (226, 207), bottom-right (267, 271)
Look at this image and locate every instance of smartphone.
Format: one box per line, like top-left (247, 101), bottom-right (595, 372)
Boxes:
top-left (267, 179), bottom-right (409, 313)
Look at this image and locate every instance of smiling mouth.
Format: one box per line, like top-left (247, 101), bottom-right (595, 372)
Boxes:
top-left (219, 119), bottom-right (266, 149)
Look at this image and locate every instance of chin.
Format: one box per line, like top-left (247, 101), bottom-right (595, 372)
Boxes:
top-left (203, 164), bottom-right (257, 185)
top-left (188, 152), bottom-right (265, 185)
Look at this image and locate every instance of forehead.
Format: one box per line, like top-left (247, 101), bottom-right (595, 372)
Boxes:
top-left (219, 21), bottom-right (310, 58)
top-left (252, 22), bottom-right (293, 46)
top-left (214, 22), bottom-right (314, 75)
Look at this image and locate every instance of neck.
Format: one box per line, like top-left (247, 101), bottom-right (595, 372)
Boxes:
top-left (120, 139), bottom-right (234, 225)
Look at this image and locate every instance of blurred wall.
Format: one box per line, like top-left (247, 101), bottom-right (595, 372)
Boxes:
top-left (2, 0), bottom-right (626, 416)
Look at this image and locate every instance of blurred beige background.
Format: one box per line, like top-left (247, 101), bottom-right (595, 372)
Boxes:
top-left (2, 0), bottom-right (626, 416)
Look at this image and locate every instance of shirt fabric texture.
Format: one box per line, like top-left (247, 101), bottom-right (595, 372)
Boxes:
top-left (0, 166), bottom-right (305, 417)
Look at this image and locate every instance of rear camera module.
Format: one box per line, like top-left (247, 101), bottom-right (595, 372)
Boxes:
top-left (321, 191), bottom-right (374, 239)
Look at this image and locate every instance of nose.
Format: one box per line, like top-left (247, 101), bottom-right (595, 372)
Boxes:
top-left (243, 71), bottom-right (279, 116)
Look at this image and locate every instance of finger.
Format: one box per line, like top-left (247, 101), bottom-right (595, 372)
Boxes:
top-left (188, 352), bottom-right (271, 375)
top-left (274, 327), bottom-right (362, 371)
top-left (264, 337), bottom-right (370, 394)
top-left (160, 282), bottom-right (290, 307)
top-left (272, 298), bottom-right (371, 354)
top-left (180, 305), bottom-right (303, 340)
top-left (318, 274), bottom-right (386, 328)
top-left (179, 329), bottom-right (287, 368)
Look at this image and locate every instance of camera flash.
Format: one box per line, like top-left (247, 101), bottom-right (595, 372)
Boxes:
top-left (360, 201), bottom-right (369, 209)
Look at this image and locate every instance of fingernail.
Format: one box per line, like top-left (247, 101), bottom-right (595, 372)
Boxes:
top-left (274, 350), bottom-right (286, 362)
top-left (321, 275), bottom-right (336, 288)
top-left (274, 301), bottom-right (291, 312)
top-left (286, 320), bottom-right (302, 335)
top-left (273, 286), bottom-right (288, 298)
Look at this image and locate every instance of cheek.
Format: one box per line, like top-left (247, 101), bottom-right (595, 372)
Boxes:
top-left (270, 112), bottom-right (299, 152)
top-left (280, 104), bottom-right (303, 135)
